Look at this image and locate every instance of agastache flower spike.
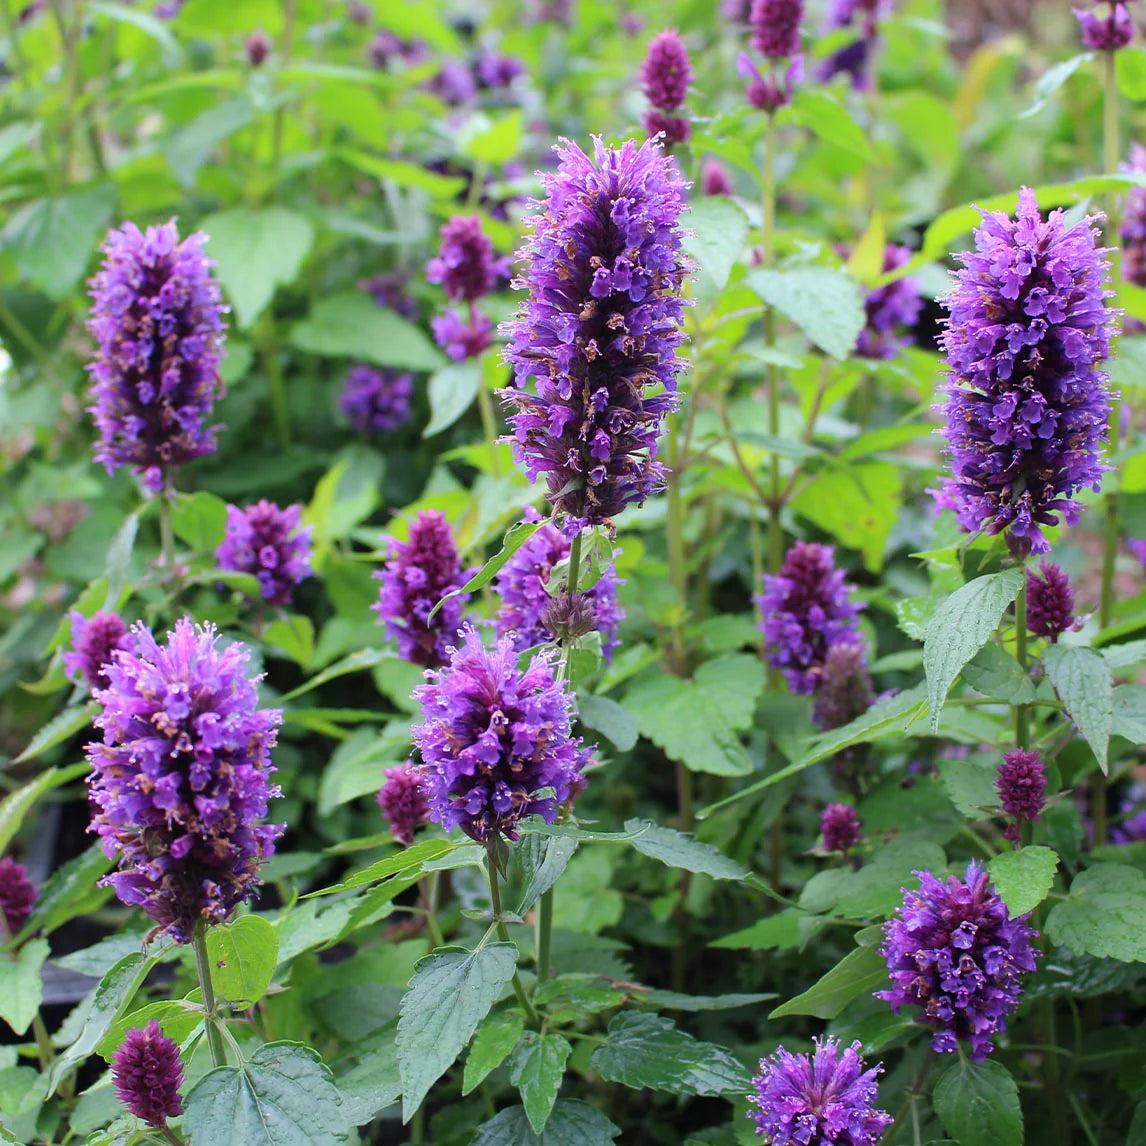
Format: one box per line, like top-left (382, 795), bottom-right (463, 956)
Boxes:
top-left (65, 610), bottom-right (135, 692)
top-left (1075, 0), bottom-right (1136, 50)
top-left (340, 364), bottom-right (414, 435)
top-left (501, 136), bottom-right (692, 535)
top-left (216, 500), bottom-right (313, 607)
top-left (86, 220), bottom-right (226, 494)
top-left (996, 749), bottom-right (1047, 841)
top-left (1025, 560), bottom-right (1075, 642)
top-left (934, 188), bottom-right (1117, 557)
top-left (640, 29), bottom-right (692, 144)
top-left (377, 762), bottom-right (430, 847)
top-left (112, 1021), bottom-right (184, 1128)
top-left (820, 804), bottom-right (862, 855)
top-left (412, 626), bottom-right (591, 843)
top-left (855, 244), bottom-right (922, 359)
top-left (86, 619), bottom-right (282, 943)
top-left (0, 857), bottom-right (37, 939)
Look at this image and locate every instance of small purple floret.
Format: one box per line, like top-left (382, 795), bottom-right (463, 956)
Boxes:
top-left (812, 639), bottom-right (874, 730)
top-left (750, 0), bottom-right (805, 57)
top-left (65, 610), bottom-right (135, 692)
top-left (426, 215), bottom-right (508, 304)
top-left (341, 364), bottom-right (414, 434)
top-left (432, 306), bottom-right (494, 361)
top-left (377, 762), bottom-right (430, 847)
top-left (112, 1021), bottom-right (184, 1128)
top-left (702, 159), bottom-right (735, 196)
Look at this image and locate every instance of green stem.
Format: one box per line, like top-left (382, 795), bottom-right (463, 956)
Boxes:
top-left (486, 849), bottom-right (540, 1028)
top-left (566, 528), bottom-right (582, 599)
top-left (271, 0), bottom-right (297, 170)
top-left (1014, 571), bottom-right (1030, 752)
top-left (419, 876), bottom-right (445, 949)
top-left (476, 382), bottom-right (503, 477)
top-left (411, 1105), bottom-right (426, 1145)
top-left (47, 0), bottom-right (78, 185)
top-left (762, 112), bottom-right (782, 584)
top-left (260, 320), bottom-right (292, 449)
top-left (536, 888), bottom-right (553, 984)
top-left (31, 1012), bottom-right (54, 1073)
top-left (160, 483), bottom-right (176, 580)
top-left (159, 1124), bottom-right (186, 1146)
top-left (192, 921), bottom-right (228, 1068)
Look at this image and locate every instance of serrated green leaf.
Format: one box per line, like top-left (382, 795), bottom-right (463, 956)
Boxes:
top-left (513, 834), bottom-right (578, 917)
top-left (12, 709), bottom-right (96, 765)
top-left (933, 1058), bottom-right (1023, 1146)
top-left (20, 842), bottom-right (112, 939)
top-left (0, 939), bottom-right (48, 1035)
top-left (307, 838), bottom-right (455, 897)
top-left (746, 266), bottom-right (866, 359)
top-left (589, 1012), bottom-right (751, 1097)
top-left (96, 998), bottom-right (202, 1063)
top-left (263, 614), bottom-right (314, 669)
top-left (769, 943), bottom-right (887, 1020)
top-left (397, 943), bottom-right (520, 1119)
top-left (1113, 683), bottom-right (1146, 744)
top-left (641, 989), bottom-right (778, 1011)
top-left (1046, 863), bottom-right (1146, 962)
top-left (577, 695), bottom-right (638, 751)
top-left (205, 916), bottom-right (279, 1008)
top-left (710, 909), bottom-right (807, 951)
top-left (463, 1009), bottom-right (526, 1095)
top-left (183, 1042), bottom-right (348, 1146)
top-left (171, 491), bottom-right (229, 552)
top-left (624, 820), bottom-right (748, 881)
top-left (1044, 644), bottom-right (1113, 770)
top-left (924, 570), bottom-right (1024, 730)
top-left (683, 198), bottom-right (749, 290)
top-left (0, 763), bottom-right (87, 849)
top-left (471, 1100), bottom-right (621, 1146)
top-left (787, 88), bottom-right (876, 159)
top-left (334, 1025), bottom-right (401, 1125)
top-left (280, 647), bottom-right (392, 701)
top-left (104, 512), bottom-right (139, 609)
top-left (424, 361), bottom-right (482, 437)
top-left (939, 755), bottom-right (1000, 819)
top-left (987, 846), bottom-right (1058, 917)
top-left (962, 643), bottom-right (1036, 705)
top-left (508, 1031), bottom-right (572, 1134)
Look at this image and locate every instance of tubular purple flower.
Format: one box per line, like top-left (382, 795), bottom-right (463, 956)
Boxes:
top-left (1025, 560), bottom-right (1075, 642)
top-left (934, 188), bottom-right (1117, 557)
top-left (432, 306), bottom-right (494, 361)
top-left (475, 50), bottom-right (526, 91)
top-left (748, 1037), bottom-right (892, 1145)
top-left (738, 50), bottom-right (803, 112)
top-left (757, 542), bottom-right (864, 695)
top-left (377, 762), bottom-right (430, 847)
top-left (216, 500), bottom-right (313, 607)
top-left (856, 245), bottom-right (922, 359)
top-left (112, 1021), bottom-right (184, 1128)
top-left (821, 804), bottom-right (862, 854)
top-left (641, 29), bottom-right (692, 112)
top-left (86, 220), bottom-right (226, 495)
top-left (372, 510), bottom-right (471, 668)
top-left (65, 610), bottom-right (135, 692)
top-left (1075, 1), bottom-right (1135, 50)
top-left (0, 857), bottom-right (37, 939)
top-left (501, 136), bottom-right (692, 534)
top-left (642, 109), bottom-right (691, 145)
top-left (411, 626), bottom-right (591, 843)
top-left (85, 619), bottom-right (282, 943)
top-left (426, 215), bottom-right (508, 304)
top-left (340, 364), bottom-right (414, 434)
top-left (359, 271), bottom-right (419, 319)
top-left (750, 0), bottom-right (805, 57)
top-left (876, 862), bottom-right (1040, 1060)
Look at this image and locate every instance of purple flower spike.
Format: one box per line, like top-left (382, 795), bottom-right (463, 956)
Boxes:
top-left (997, 749), bottom-right (1047, 841)
top-left (750, 0), bottom-right (805, 57)
top-left (426, 215), bottom-right (508, 303)
top-left (821, 804), bottom-right (862, 854)
top-left (377, 762), bottom-right (430, 847)
top-left (65, 610), bottom-right (135, 692)
top-left (702, 159), bottom-right (734, 196)
top-left (246, 29), bottom-right (271, 66)
top-left (86, 619), bottom-right (282, 943)
top-left (935, 188), bottom-right (1117, 558)
top-left (501, 136), bottom-right (692, 535)
top-left (86, 220), bottom-right (226, 495)
top-left (341, 364), bottom-right (414, 434)
top-left (0, 857), bottom-right (37, 939)
top-left (749, 1036), bottom-right (892, 1145)
top-left (856, 245), bottom-right (922, 359)
top-left (877, 862), bottom-right (1040, 1060)
top-left (757, 542), bottom-right (863, 695)
top-left (216, 500), bottom-right (313, 607)
top-left (1026, 560), bottom-right (1075, 642)
top-left (1076, 1), bottom-right (1135, 50)
top-left (812, 639), bottom-right (874, 731)
top-left (494, 511), bottom-right (625, 661)
top-left (359, 271), bottom-right (419, 320)
top-left (642, 109), bottom-right (692, 145)
top-left (112, 1021), bottom-right (184, 1128)
top-left (641, 29), bottom-right (692, 112)
top-left (372, 510), bottom-right (471, 668)
top-left (412, 626), bottom-right (592, 844)
top-left (738, 50), bottom-right (803, 112)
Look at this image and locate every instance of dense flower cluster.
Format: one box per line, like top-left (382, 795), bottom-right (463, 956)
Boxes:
top-left (935, 188), bottom-right (1116, 557)
top-left (812, 639), bottom-right (875, 731)
top-left (856, 245), bottom-right (922, 359)
top-left (432, 307), bottom-right (495, 362)
top-left (216, 500), bottom-right (313, 607)
top-left (748, 1037), bottom-right (892, 1146)
top-left (821, 804), bottom-right (862, 854)
top-left (877, 863), bottom-right (1040, 1060)
top-left (1075, 0), bottom-right (1136, 50)
top-left (112, 1022), bottom-right (184, 1128)
top-left (758, 542), bottom-right (863, 695)
top-left (1122, 144), bottom-right (1146, 292)
top-left (411, 627), bottom-right (591, 843)
top-left (87, 220), bottom-right (227, 494)
top-left (372, 510), bottom-right (471, 668)
top-left (377, 763), bottom-right (430, 847)
top-left (640, 29), bottom-right (692, 143)
top-left (501, 137), bottom-right (691, 534)
top-left (493, 512), bottom-right (625, 660)
top-left (0, 857), bottom-right (37, 938)
top-left (65, 610), bottom-right (135, 692)
top-left (340, 364), bottom-right (414, 434)
top-left (246, 29), bottom-right (271, 66)
top-left (996, 749), bottom-right (1047, 841)
top-left (86, 619), bottom-right (282, 943)
top-left (475, 50), bottom-right (526, 91)
top-left (426, 215), bottom-right (508, 303)
top-left (359, 271), bottom-right (419, 320)
top-left (702, 159), bottom-right (735, 196)
top-left (751, 0), bottom-right (804, 56)
top-left (1025, 560), bottom-right (1075, 642)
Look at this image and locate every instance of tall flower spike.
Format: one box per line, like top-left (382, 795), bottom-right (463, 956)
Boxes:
top-left (0, 857), bottom-right (37, 939)
top-left (412, 626), bottom-right (591, 843)
top-left (377, 762), bottom-right (430, 847)
top-left (640, 29), bottom-right (692, 144)
top-left (996, 748), bottom-right (1047, 841)
top-left (856, 244), bottom-right (922, 359)
top-left (750, 0), bottom-right (804, 56)
top-left (426, 215), bottom-right (508, 303)
top-left (340, 364), bottom-right (414, 435)
top-left (935, 188), bottom-right (1117, 557)
top-left (501, 136), bottom-right (692, 535)
top-left (749, 1037), bottom-right (892, 1145)
top-left (1025, 560), bottom-right (1075, 642)
top-left (812, 639), bottom-right (874, 731)
top-left (65, 610), bottom-right (135, 692)
top-left (87, 220), bottom-right (226, 494)
top-left (112, 1021), bottom-right (184, 1128)
top-left (757, 542), bottom-right (863, 695)
top-left (86, 619), bottom-right (282, 943)
top-left (820, 804), bottom-right (862, 855)
top-left (372, 510), bottom-right (471, 668)
top-left (877, 862), bottom-right (1040, 1060)
top-left (216, 500), bottom-right (313, 607)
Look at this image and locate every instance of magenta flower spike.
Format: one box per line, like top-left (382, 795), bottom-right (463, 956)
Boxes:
top-left (112, 1021), bottom-right (184, 1128)
top-left (216, 500), bottom-right (313, 607)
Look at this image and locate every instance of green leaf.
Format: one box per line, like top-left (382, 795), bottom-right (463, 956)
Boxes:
top-left (1112, 683), bottom-right (1146, 744)
top-left (513, 834), bottom-right (578, 917)
top-left (683, 198), bottom-right (749, 290)
top-left (939, 755), bottom-right (1000, 819)
top-left (746, 266), bottom-right (866, 359)
top-left (200, 208), bottom-right (314, 329)
top-left (1046, 863), bottom-right (1146, 962)
top-left (2, 184), bottom-right (116, 299)
top-left (97, 998), bottom-right (202, 1063)
top-left (205, 916), bottom-right (279, 1008)
top-left (280, 647), bottom-right (391, 702)
top-left (471, 1100), bottom-right (621, 1146)
top-left (642, 990), bottom-right (778, 1011)
top-left (171, 491), bottom-right (229, 552)
top-left (508, 1031), bottom-right (573, 1134)
top-left (0, 766), bottom-right (83, 853)
top-left (424, 361), bottom-right (483, 437)
top-left (291, 291), bottom-right (444, 371)
top-left (589, 1013), bottom-right (751, 1097)
top-left (463, 1010), bottom-right (526, 1095)
top-left (182, 1042), bottom-right (348, 1146)
top-left (1044, 644), bottom-right (1113, 770)
top-left (336, 150), bottom-right (468, 199)
top-left (308, 839), bottom-right (455, 896)
top-left (88, 1), bottom-right (184, 67)
top-left (787, 88), bottom-right (876, 159)
top-left (1118, 46), bottom-right (1146, 101)
top-left (397, 943), bottom-right (521, 1119)
top-left (263, 615), bottom-right (315, 669)
top-left (21, 842), bottom-right (112, 938)
top-left (924, 570), bottom-right (1024, 731)
top-left (624, 820), bottom-right (748, 881)
top-left (0, 939), bottom-right (48, 1035)
top-left (710, 909), bottom-right (807, 951)
top-left (1021, 53), bottom-right (1090, 118)
top-left (12, 707), bottom-right (96, 765)
top-left (104, 511), bottom-right (139, 609)
top-left (987, 847), bottom-right (1059, 917)
top-left (334, 1026), bottom-right (401, 1125)
top-left (576, 695), bottom-right (638, 751)
top-left (769, 943), bottom-right (886, 1020)
top-left (428, 519), bottom-right (546, 621)
top-left (962, 643), bottom-right (1036, 705)
top-left (932, 1058), bottom-right (1023, 1146)
top-left (166, 97), bottom-right (255, 187)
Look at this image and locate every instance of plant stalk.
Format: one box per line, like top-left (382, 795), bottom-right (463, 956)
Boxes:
top-left (160, 482), bottom-right (176, 580)
top-left (192, 920), bottom-right (228, 1068)
top-left (486, 846), bottom-right (540, 1028)
top-left (1014, 571), bottom-right (1030, 752)
top-left (536, 889), bottom-right (554, 984)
